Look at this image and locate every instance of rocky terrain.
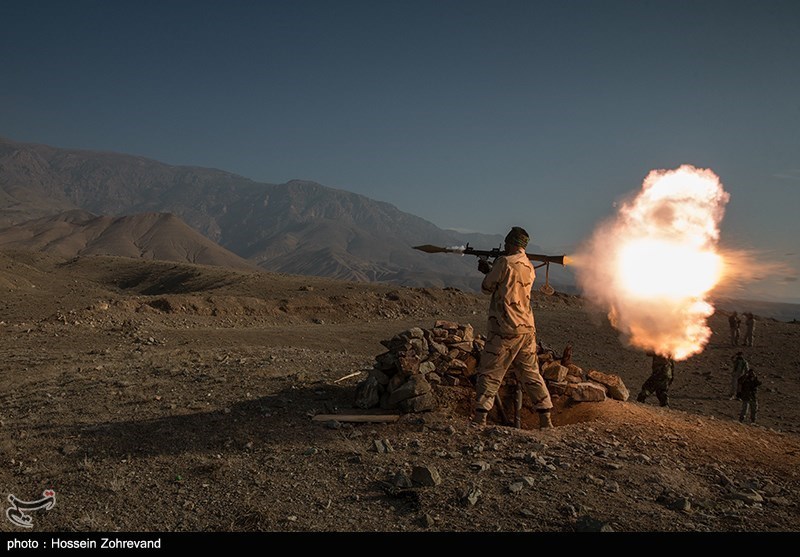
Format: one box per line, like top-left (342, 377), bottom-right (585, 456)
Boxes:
top-left (0, 250), bottom-right (799, 533)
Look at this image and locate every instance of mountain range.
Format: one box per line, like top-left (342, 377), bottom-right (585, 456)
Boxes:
top-left (0, 136), bottom-right (575, 292)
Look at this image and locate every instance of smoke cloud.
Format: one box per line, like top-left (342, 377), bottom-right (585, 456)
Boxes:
top-left (572, 165), bottom-right (730, 360)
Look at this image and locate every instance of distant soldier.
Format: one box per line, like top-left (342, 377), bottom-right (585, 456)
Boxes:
top-left (729, 351), bottom-right (749, 400)
top-left (737, 366), bottom-right (762, 424)
top-left (728, 311), bottom-right (741, 346)
top-left (744, 312), bottom-right (756, 347)
top-left (636, 352), bottom-right (675, 407)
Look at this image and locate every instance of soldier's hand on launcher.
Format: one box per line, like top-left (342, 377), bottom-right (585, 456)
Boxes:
top-left (478, 258), bottom-right (493, 275)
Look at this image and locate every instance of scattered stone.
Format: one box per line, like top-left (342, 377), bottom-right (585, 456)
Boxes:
top-left (575, 515), bottom-right (614, 532)
top-left (587, 370), bottom-right (630, 401)
top-left (727, 490), bottom-right (764, 505)
top-left (605, 481), bottom-right (620, 493)
top-left (566, 364), bottom-right (586, 380)
top-left (559, 504), bottom-right (578, 518)
top-left (541, 361), bottom-right (568, 382)
top-left (411, 465), bottom-right (441, 486)
top-left (354, 376), bottom-right (380, 409)
top-left (419, 361), bottom-right (436, 375)
top-left (766, 496), bottom-right (791, 506)
top-left (372, 439), bottom-right (395, 454)
top-left (392, 471), bottom-right (413, 489)
top-left (418, 513), bottom-right (435, 528)
top-left (546, 382), bottom-right (570, 395)
top-left (713, 468), bottom-right (733, 486)
top-left (323, 420), bottom-right (341, 429)
top-left (668, 498), bottom-right (692, 512)
top-left (469, 461), bottom-right (491, 473)
top-left (509, 481), bottom-right (525, 493)
top-left (656, 488), bottom-right (693, 513)
top-left (400, 392), bottom-right (437, 413)
top-left (567, 382), bottom-right (607, 402)
top-left (461, 485), bottom-right (482, 506)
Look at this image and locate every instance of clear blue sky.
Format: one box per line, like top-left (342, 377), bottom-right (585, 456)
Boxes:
top-left (2, 0), bottom-right (798, 301)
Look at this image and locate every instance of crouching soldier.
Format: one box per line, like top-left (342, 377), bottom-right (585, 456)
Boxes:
top-left (636, 352), bottom-right (675, 407)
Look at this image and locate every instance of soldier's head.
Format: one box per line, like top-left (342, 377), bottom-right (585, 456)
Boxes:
top-left (504, 226), bottom-right (529, 253)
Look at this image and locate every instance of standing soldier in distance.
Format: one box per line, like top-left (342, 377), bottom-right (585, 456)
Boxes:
top-left (728, 311), bottom-right (741, 346)
top-left (471, 227), bottom-right (554, 430)
top-left (743, 312), bottom-right (755, 347)
top-left (737, 366), bottom-right (762, 424)
top-left (729, 351), bottom-right (749, 400)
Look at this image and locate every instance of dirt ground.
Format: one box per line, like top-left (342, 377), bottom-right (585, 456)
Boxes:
top-left (1, 251), bottom-right (799, 534)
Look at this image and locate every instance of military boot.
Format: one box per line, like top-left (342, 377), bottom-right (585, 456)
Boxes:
top-left (538, 410), bottom-right (553, 429)
top-left (471, 410), bottom-right (488, 428)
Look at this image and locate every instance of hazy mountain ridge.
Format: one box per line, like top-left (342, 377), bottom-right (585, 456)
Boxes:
top-left (0, 137), bottom-right (573, 292)
top-left (0, 209), bottom-right (257, 270)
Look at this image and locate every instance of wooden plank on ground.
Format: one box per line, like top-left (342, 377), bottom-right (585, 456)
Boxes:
top-left (311, 414), bottom-right (400, 423)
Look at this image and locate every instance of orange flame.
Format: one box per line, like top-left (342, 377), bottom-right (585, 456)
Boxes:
top-left (573, 165), bottom-right (730, 360)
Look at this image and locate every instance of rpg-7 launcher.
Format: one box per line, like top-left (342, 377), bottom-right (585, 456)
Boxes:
top-left (412, 243), bottom-right (566, 295)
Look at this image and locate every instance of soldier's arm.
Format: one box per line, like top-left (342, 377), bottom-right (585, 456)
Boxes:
top-left (481, 257), bottom-right (507, 295)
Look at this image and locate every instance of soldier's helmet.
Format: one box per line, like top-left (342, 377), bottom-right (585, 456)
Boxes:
top-left (505, 227), bottom-right (529, 249)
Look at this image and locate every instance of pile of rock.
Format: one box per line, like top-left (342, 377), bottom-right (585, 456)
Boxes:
top-left (354, 321), bottom-right (630, 414)
top-left (354, 320), bottom-right (483, 413)
top-left (537, 351), bottom-right (630, 403)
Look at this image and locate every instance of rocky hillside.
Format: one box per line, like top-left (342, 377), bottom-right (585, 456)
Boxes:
top-left (0, 137), bottom-right (574, 292)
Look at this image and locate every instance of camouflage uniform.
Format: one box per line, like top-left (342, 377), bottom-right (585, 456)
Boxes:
top-left (473, 251), bottom-right (553, 416)
top-left (636, 353), bottom-right (674, 407)
top-left (729, 352), bottom-right (749, 399)
top-left (737, 368), bottom-right (761, 423)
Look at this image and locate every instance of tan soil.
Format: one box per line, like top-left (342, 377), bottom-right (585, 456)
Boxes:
top-left (1, 251), bottom-right (798, 533)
